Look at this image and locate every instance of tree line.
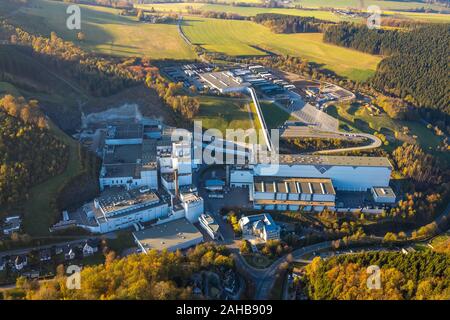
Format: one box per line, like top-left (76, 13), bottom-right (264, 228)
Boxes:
top-left (254, 13), bottom-right (332, 33)
top-left (145, 70), bottom-right (200, 121)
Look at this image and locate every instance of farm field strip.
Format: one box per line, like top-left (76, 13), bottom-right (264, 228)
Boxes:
top-left (137, 2), bottom-right (450, 23)
top-left (17, 0), bottom-right (196, 59)
top-left (181, 16), bottom-right (381, 81)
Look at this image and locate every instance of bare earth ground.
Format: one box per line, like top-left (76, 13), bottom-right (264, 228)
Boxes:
top-left (85, 85), bottom-right (178, 127)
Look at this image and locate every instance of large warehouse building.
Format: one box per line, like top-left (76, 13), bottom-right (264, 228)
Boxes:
top-left (230, 154), bottom-right (393, 211)
top-left (253, 154), bottom-right (392, 191)
top-left (251, 176), bottom-right (336, 211)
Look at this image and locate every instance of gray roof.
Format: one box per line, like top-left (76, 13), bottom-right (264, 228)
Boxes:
top-left (253, 177), bottom-right (335, 195)
top-left (106, 124), bottom-right (143, 140)
top-left (240, 214), bottom-right (279, 233)
top-left (372, 186), bottom-right (396, 198)
top-left (133, 218), bottom-right (203, 252)
top-left (261, 154), bottom-right (392, 168)
top-left (200, 71), bottom-right (250, 90)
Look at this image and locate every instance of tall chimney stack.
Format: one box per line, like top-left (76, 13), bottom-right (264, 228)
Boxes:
top-left (174, 169), bottom-right (179, 198)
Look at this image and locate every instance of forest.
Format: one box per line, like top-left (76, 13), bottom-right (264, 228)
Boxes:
top-left (388, 143), bottom-right (449, 223)
top-left (304, 250), bottom-right (450, 300)
top-left (323, 23), bottom-right (449, 115)
top-left (254, 13), bottom-right (332, 33)
top-left (0, 95), bottom-right (68, 206)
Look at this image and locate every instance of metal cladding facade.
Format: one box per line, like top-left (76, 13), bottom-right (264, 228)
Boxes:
top-left (254, 163), bottom-right (392, 191)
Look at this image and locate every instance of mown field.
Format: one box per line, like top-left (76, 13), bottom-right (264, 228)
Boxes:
top-left (181, 16), bottom-right (381, 81)
top-left (16, 0), bottom-right (196, 59)
top-left (260, 101), bottom-right (295, 129)
top-left (138, 3), bottom-right (360, 22)
top-left (138, 2), bottom-right (450, 23)
top-left (291, 0), bottom-right (448, 11)
top-left (196, 96), bottom-right (255, 133)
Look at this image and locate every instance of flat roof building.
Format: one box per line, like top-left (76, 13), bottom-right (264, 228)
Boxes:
top-left (255, 154), bottom-right (392, 192)
top-left (371, 186), bottom-right (396, 204)
top-left (105, 124), bottom-right (143, 145)
top-left (133, 218), bottom-right (203, 253)
top-left (198, 213), bottom-right (220, 240)
top-left (200, 71), bottom-right (250, 93)
top-left (252, 176), bottom-right (336, 211)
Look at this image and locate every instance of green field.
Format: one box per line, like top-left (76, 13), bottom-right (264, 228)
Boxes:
top-left (326, 103), bottom-right (443, 152)
top-left (182, 16), bottom-right (381, 81)
top-left (139, 2), bottom-right (450, 23)
top-left (292, 0), bottom-right (448, 11)
top-left (138, 3), bottom-right (360, 22)
top-left (196, 96), bottom-right (255, 133)
top-left (260, 101), bottom-right (295, 129)
top-left (384, 10), bottom-right (450, 22)
top-left (17, 0), bottom-right (195, 59)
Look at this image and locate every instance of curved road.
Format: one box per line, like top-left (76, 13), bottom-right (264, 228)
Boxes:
top-left (315, 132), bottom-right (382, 154)
top-left (232, 202), bottom-right (450, 300)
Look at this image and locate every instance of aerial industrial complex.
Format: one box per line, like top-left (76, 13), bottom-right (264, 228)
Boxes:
top-left (51, 62), bottom-right (396, 253)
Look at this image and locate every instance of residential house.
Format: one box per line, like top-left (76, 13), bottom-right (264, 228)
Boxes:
top-left (39, 249), bottom-right (52, 262)
top-left (83, 239), bottom-right (100, 257)
top-left (14, 255), bottom-right (27, 271)
top-left (54, 246), bottom-right (63, 255)
top-left (64, 245), bottom-right (76, 261)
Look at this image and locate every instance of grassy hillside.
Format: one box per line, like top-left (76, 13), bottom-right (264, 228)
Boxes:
top-left (182, 16), bottom-right (381, 81)
top-left (15, 0), bottom-right (196, 59)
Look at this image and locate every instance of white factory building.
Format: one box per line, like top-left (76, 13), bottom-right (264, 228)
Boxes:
top-left (53, 123), bottom-right (204, 235)
top-left (251, 177), bottom-right (336, 211)
top-left (200, 71), bottom-right (250, 93)
top-left (59, 187), bottom-right (170, 234)
top-left (99, 141), bottom-right (159, 191)
top-left (159, 140), bottom-right (193, 190)
top-left (230, 154), bottom-right (393, 211)
top-left (253, 154), bottom-right (392, 192)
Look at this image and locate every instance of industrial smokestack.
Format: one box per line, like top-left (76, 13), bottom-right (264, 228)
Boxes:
top-left (174, 169), bottom-right (179, 198)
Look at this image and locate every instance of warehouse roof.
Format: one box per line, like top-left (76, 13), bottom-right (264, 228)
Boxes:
top-left (260, 154), bottom-right (392, 168)
top-left (254, 177), bottom-right (335, 195)
top-left (95, 187), bottom-right (161, 216)
top-left (133, 218), bottom-right (203, 252)
top-left (106, 124), bottom-right (143, 140)
top-left (200, 71), bottom-right (250, 91)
